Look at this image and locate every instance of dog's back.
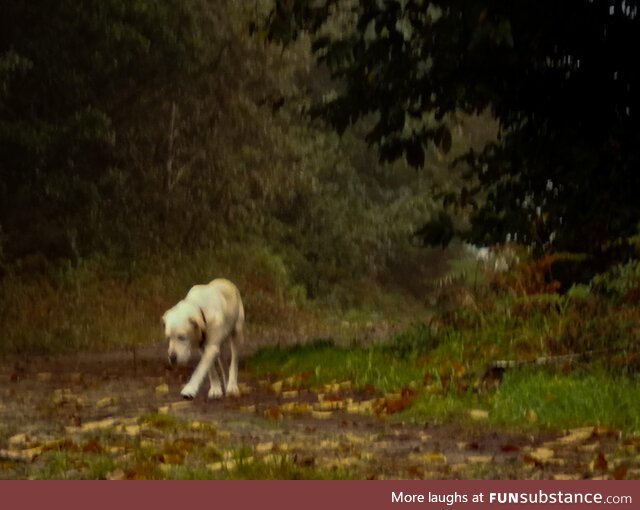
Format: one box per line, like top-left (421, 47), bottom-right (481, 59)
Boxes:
top-left (186, 279), bottom-right (243, 335)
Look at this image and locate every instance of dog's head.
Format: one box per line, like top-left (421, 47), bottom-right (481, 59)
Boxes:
top-left (162, 300), bottom-right (206, 366)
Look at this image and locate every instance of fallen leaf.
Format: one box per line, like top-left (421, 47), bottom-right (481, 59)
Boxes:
top-left (281, 390), bottom-right (299, 399)
top-left (66, 417), bottom-right (116, 434)
top-left (553, 473), bottom-right (581, 480)
top-left (255, 442), bottom-right (273, 453)
top-left (123, 425), bottom-right (141, 436)
top-left (590, 452), bottom-right (608, 472)
top-left (557, 427), bottom-right (593, 445)
top-left (314, 400), bottom-right (344, 411)
top-left (96, 396), bottom-right (118, 409)
top-left (155, 383), bottom-right (169, 395)
top-left (68, 372), bottom-right (83, 383)
top-left (51, 388), bottom-right (84, 407)
top-left (0, 447), bottom-right (41, 462)
top-left (467, 455), bottom-right (493, 464)
top-left (7, 433), bottom-right (28, 447)
top-left (623, 436), bottom-right (640, 449)
top-left (526, 447), bottom-right (555, 465)
top-left (613, 465), bottom-right (628, 480)
top-left (323, 383), bottom-right (341, 394)
top-left (280, 402), bottom-right (310, 414)
top-left (592, 426), bottom-right (618, 438)
top-left (82, 440), bottom-right (104, 454)
top-left (264, 407), bottom-right (283, 420)
top-left (579, 442), bottom-right (600, 453)
top-left (166, 401), bottom-right (193, 412)
top-left (469, 409), bottom-right (489, 421)
top-left (162, 453), bottom-right (184, 465)
top-left (346, 399), bottom-right (376, 415)
top-left (42, 439), bottom-right (76, 452)
top-left (107, 469), bottom-right (126, 480)
top-left (237, 382), bottom-right (252, 395)
top-left (413, 451), bottom-right (447, 464)
top-left (311, 410), bottom-right (333, 420)
top-left (271, 380), bottom-right (283, 394)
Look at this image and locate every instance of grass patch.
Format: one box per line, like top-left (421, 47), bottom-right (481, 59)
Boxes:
top-left (248, 339), bottom-right (426, 393)
top-left (492, 369), bottom-right (640, 432)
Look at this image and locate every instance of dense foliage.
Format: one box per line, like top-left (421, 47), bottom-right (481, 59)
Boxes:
top-left (0, 0), bottom-right (440, 299)
top-left (268, 0), bottom-right (640, 271)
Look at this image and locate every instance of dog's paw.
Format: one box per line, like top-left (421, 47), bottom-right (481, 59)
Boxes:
top-left (180, 384), bottom-right (197, 400)
top-left (225, 384), bottom-right (240, 398)
top-left (207, 385), bottom-right (224, 400)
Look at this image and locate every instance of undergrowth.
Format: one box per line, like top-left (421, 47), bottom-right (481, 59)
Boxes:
top-left (0, 243), bottom-right (425, 354)
top-left (248, 256), bottom-right (640, 433)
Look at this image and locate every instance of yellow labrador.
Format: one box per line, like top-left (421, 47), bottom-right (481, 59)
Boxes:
top-left (162, 279), bottom-right (244, 399)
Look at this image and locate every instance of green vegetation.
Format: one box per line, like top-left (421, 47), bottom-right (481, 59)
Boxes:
top-left (248, 256), bottom-right (640, 433)
top-left (272, 1), bottom-right (640, 274)
top-left (4, 0), bottom-right (640, 481)
top-left (0, 0), bottom-right (451, 355)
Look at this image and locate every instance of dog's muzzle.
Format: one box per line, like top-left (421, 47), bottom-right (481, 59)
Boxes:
top-left (168, 353), bottom-right (178, 366)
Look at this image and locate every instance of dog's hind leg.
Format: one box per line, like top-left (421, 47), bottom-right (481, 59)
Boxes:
top-left (226, 330), bottom-right (242, 397)
top-left (216, 356), bottom-right (227, 393)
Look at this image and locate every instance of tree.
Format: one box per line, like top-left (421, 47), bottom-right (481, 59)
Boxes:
top-left (267, 0), bottom-right (640, 272)
top-left (0, 0), bottom-right (201, 259)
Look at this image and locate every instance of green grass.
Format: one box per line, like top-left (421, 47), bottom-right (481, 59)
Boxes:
top-left (492, 369), bottom-right (640, 433)
top-left (248, 339), bottom-right (426, 393)
top-left (247, 315), bottom-right (640, 434)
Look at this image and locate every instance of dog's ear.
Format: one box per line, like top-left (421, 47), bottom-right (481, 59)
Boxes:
top-left (189, 310), bottom-right (206, 334)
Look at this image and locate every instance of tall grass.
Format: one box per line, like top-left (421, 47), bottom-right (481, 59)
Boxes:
top-left (0, 241), bottom-right (425, 355)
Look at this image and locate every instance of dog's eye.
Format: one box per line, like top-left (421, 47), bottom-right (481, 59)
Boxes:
top-left (178, 335), bottom-right (186, 342)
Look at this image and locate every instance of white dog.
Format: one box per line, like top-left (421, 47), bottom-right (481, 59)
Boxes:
top-left (162, 279), bottom-right (244, 400)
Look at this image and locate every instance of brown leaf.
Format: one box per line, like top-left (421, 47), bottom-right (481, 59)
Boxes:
top-left (264, 406), bottom-right (282, 420)
top-left (613, 465), bottom-right (628, 480)
top-left (407, 465), bottom-right (424, 478)
top-left (591, 452), bottom-right (608, 472)
top-left (623, 436), bottom-right (640, 449)
top-left (501, 444), bottom-right (520, 453)
top-left (592, 426), bottom-right (618, 438)
top-left (42, 439), bottom-right (76, 452)
top-left (82, 440), bottom-right (104, 454)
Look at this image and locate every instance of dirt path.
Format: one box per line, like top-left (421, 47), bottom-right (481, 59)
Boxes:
top-left (0, 346), bottom-right (636, 479)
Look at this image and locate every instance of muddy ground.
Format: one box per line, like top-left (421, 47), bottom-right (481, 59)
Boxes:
top-left (0, 345), bottom-right (638, 479)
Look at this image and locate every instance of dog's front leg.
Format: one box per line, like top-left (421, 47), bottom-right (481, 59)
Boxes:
top-left (207, 361), bottom-right (224, 399)
top-left (181, 344), bottom-right (219, 400)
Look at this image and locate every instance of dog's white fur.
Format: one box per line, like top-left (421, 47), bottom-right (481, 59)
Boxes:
top-left (162, 279), bottom-right (244, 400)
